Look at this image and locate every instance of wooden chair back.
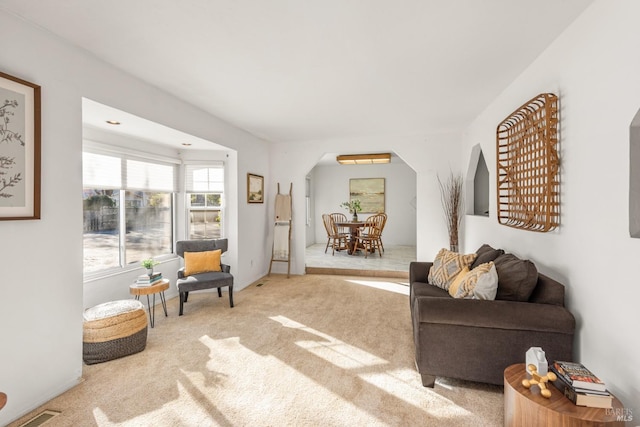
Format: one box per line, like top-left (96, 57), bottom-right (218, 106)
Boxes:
top-left (322, 214), bottom-right (336, 237)
top-left (329, 212), bottom-right (348, 234)
top-left (360, 215), bottom-right (382, 238)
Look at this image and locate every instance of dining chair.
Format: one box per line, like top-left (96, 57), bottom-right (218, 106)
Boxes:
top-left (322, 214), bottom-right (348, 255)
top-left (329, 212), bottom-right (349, 236)
top-left (376, 213), bottom-right (387, 253)
top-left (354, 214), bottom-right (383, 258)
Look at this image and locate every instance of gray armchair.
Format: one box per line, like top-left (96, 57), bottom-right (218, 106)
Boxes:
top-left (176, 239), bottom-right (234, 315)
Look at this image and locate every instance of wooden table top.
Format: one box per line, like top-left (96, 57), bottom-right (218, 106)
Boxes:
top-left (335, 221), bottom-right (365, 228)
top-left (504, 363), bottom-right (625, 426)
top-left (129, 278), bottom-right (170, 296)
top-left (0, 392), bottom-right (6, 411)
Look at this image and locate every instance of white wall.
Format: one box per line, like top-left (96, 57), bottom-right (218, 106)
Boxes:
top-left (268, 132), bottom-right (462, 275)
top-left (0, 12), bottom-right (269, 425)
top-left (310, 161), bottom-right (416, 246)
top-left (462, 0), bottom-right (640, 413)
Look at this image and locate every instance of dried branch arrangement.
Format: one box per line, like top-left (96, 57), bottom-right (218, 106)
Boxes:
top-left (438, 171), bottom-right (464, 252)
top-left (496, 93), bottom-right (559, 232)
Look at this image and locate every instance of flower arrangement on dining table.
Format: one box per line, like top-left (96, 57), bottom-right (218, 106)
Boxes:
top-left (340, 199), bottom-right (362, 221)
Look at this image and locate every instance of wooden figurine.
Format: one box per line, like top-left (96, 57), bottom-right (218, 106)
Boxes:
top-left (522, 364), bottom-right (557, 398)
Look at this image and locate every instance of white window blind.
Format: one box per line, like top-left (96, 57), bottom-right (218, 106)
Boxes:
top-left (127, 159), bottom-right (174, 191)
top-left (185, 164), bottom-right (224, 192)
top-left (83, 152), bottom-right (121, 188)
top-left (83, 151), bottom-right (175, 191)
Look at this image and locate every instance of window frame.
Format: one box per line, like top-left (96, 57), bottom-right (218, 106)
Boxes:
top-left (82, 143), bottom-right (179, 280)
top-left (184, 163), bottom-right (225, 241)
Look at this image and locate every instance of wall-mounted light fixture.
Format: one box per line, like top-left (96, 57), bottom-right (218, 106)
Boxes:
top-left (336, 153), bottom-right (391, 165)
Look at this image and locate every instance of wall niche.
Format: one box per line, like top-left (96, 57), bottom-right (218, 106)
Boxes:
top-left (466, 144), bottom-right (490, 217)
top-left (630, 108), bottom-right (640, 238)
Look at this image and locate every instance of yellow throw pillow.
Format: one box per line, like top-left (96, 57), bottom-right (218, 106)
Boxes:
top-left (428, 248), bottom-right (477, 290)
top-left (448, 266), bottom-right (470, 297)
top-left (184, 250), bottom-right (222, 276)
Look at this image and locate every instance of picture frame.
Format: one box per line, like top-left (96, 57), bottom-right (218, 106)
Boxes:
top-left (247, 173), bottom-right (264, 203)
top-left (349, 178), bottom-right (385, 213)
top-left (0, 71), bottom-right (41, 220)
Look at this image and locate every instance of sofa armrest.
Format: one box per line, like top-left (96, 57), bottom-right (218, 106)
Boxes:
top-left (413, 296), bottom-right (575, 334)
top-left (410, 262), bottom-right (432, 284)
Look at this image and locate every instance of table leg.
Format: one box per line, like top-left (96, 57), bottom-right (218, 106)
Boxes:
top-left (160, 291), bottom-right (168, 317)
top-left (145, 294), bottom-right (155, 328)
top-left (347, 230), bottom-right (357, 255)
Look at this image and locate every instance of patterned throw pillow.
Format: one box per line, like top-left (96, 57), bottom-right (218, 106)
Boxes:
top-left (448, 266), bottom-right (470, 297)
top-left (428, 248), bottom-right (477, 290)
top-left (453, 262), bottom-right (499, 300)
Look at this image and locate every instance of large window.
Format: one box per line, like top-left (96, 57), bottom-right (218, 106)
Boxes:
top-left (83, 150), bottom-right (176, 275)
top-left (185, 164), bottom-right (224, 239)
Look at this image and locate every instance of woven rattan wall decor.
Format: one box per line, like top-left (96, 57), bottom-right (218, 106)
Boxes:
top-left (496, 93), bottom-right (559, 232)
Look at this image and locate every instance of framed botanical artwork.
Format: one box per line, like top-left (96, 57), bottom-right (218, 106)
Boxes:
top-left (349, 178), bottom-right (385, 213)
top-left (0, 71), bottom-right (41, 220)
top-left (247, 173), bottom-right (264, 203)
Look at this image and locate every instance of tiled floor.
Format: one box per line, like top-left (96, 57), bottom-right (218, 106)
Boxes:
top-left (304, 243), bottom-right (416, 277)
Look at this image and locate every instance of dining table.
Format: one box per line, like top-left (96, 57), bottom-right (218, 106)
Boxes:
top-left (335, 221), bottom-right (365, 254)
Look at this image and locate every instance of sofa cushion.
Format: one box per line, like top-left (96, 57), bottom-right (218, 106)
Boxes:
top-left (493, 253), bottom-right (538, 301)
top-left (470, 244), bottom-right (504, 269)
top-left (427, 248), bottom-right (477, 290)
top-left (453, 262), bottom-right (498, 300)
top-left (412, 281), bottom-right (451, 299)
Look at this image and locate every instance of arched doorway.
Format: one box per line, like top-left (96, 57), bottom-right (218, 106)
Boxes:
top-left (303, 151), bottom-right (417, 277)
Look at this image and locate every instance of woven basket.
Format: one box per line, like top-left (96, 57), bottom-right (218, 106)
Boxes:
top-left (83, 300), bottom-right (147, 364)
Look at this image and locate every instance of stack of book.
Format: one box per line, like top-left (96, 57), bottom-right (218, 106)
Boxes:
top-left (136, 272), bottom-right (163, 286)
top-left (550, 360), bottom-right (613, 409)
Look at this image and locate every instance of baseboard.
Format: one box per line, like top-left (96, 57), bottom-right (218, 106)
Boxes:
top-left (305, 266), bottom-right (408, 279)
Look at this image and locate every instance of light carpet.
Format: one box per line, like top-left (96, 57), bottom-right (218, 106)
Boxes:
top-left (10, 274), bottom-right (503, 426)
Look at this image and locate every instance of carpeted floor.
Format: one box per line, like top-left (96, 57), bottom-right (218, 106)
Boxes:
top-left (10, 274), bottom-right (503, 426)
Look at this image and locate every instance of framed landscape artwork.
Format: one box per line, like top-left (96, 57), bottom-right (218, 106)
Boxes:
top-left (0, 71), bottom-right (41, 220)
top-left (349, 178), bottom-right (385, 213)
top-left (247, 173), bottom-right (264, 203)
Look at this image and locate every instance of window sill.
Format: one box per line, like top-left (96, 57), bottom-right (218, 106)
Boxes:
top-left (83, 255), bottom-right (179, 284)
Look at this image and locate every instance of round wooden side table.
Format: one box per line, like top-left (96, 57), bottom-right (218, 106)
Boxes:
top-left (504, 363), bottom-right (626, 427)
top-left (0, 392), bottom-right (7, 411)
top-left (129, 279), bottom-right (169, 328)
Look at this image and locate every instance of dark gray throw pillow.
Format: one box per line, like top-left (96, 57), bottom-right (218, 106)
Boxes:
top-left (470, 244), bottom-right (504, 269)
top-left (493, 253), bottom-right (538, 301)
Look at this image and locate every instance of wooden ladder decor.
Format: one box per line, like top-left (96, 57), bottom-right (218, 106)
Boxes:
top-left (268, 183), bottom-right (292, 278)
top-left (496, 93), bottom-right (560, 232)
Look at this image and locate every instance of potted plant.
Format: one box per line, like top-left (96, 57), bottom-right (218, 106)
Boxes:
top-left (141, 258), bottom-right (159, 276)
top-left (340, 199), bottom-right (362, 221)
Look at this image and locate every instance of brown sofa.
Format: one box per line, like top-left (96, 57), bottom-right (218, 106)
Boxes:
top-left (409, 244), bottom-right (575, 387)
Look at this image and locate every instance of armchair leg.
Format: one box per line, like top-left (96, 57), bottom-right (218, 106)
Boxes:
top-left (421, 374), bottom-right (436, 388)
top-left (179, 292), bottom-right (186, 316)
top-left (217, 288), bottom-right (222, 298)
top-left (184, 291), bottom-right (189, 302)
top-left (228, 285), bottom-right (234, 308)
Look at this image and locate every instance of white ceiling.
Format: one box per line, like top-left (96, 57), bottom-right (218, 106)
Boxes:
top-left (1, 0), bottom-right (593, 146)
